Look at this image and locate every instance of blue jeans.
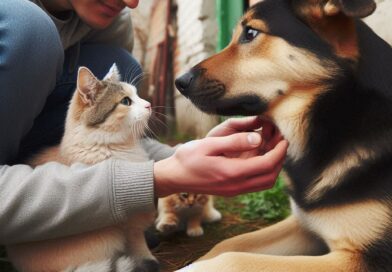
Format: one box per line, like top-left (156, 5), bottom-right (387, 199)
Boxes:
top-left (0, 0), bottom-right (142, 164)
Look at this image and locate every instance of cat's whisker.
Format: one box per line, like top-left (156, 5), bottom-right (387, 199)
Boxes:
top-left (150, 115), bottom-right (169, 130)
top-left (152, 111), bottom-right (170, 119)
top-left (143, 123), bottom-right (160, 139)
top-left (129, 72), bottom-right (150, 86)
top-left (140, 119), bottom-right (151, 136)
top-left (125, 64), bottom-right (146, 81)
top-left (124, 65), bottom-right (140, 83)
top-left (140, 122), bottom-right (148, 137)
top-left (128, 73), bottom-right (143, 85)
top-left (151, 106), bottom-right (175, 109)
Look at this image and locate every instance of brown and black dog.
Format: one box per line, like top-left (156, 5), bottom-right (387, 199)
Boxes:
top-left (175, 0), bottom-right (392, 271)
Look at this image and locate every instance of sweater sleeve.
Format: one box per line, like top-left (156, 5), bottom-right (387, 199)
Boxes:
top-left (141, 138), bottom-right (176, 162)
top-left (0, 159), bottom-right (155, 244)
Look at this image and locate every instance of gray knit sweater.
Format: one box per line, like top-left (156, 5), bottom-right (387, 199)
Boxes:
top-left (0, 139), bottom-right (174, 244)
top-left (0, 2), bottom-right (175, 244)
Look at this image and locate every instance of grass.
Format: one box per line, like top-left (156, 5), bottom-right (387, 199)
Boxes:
top-left (155, 197), bottom-right (271, 271)
top-left (237, 176), bottom-right (291, 222)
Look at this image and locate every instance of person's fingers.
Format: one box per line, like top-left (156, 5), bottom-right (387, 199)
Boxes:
top-left (207, 116), bottom-right (263, 137)
top-left (222, 140), bottom-right (288, 178)
top-left (224, 117), bottom-right (264, 131)
top-left (203, 132), bottom-right (262, 155)
top-left (220, 172), bottom-right (278, 197)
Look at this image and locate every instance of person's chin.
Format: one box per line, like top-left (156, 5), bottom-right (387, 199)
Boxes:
top-left (85, 18), bottom-right (114, 29)
top-left (128, 0), bottom-right (139, 8)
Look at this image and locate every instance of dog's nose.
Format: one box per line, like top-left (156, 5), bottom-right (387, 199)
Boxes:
top-left (175, 72), bottom-right (194, 94)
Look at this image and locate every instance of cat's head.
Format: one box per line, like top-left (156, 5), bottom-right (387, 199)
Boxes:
top-left (176, 193), bottom-right (209, 208)
top-left (66, 64), bottom-right (151, 144)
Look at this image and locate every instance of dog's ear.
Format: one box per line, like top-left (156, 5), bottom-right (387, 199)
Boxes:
top-left (292, 0), bottom-right (376, 60)
top-left (292, 0), bottom-right (376, 19)
top-left (323, 0), bottom-right (376, 18)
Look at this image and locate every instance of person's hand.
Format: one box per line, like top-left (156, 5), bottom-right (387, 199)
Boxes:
top-left (154, 125), bottom-right (288, 197)
top-left (207, 116), bottom-right (283, 158)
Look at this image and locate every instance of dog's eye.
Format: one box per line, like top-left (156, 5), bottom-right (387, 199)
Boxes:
top-left (120, 97), bottom-right (132, 106)
top-left (242, 27), bottom-right (260, 43)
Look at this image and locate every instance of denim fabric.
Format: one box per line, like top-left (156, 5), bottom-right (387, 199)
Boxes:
top-left (0, 0), bottom-right (63, 163)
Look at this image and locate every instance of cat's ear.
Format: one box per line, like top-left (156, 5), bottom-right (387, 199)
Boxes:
top-left (103, 63), bottom-right (121, 82)
top-left (77, 67), bottom-right (100, 105)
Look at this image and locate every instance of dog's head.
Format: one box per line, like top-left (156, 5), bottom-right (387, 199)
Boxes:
top-left (175, 0), bottom-right (376, 118)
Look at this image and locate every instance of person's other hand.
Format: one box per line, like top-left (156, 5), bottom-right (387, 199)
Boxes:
top-left (154, 128), bottom-right (288, 198)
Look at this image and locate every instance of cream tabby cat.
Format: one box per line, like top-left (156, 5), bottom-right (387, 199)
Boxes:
top-left (7, 64), bottom-right (159, 272)
top-left (156, 193), bottom-right (222, 237)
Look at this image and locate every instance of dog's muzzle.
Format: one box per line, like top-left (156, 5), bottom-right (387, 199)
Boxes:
top-left (175, 72), bottom-right (194, 96)
top-left (175, 69), bottom-right (267, 116)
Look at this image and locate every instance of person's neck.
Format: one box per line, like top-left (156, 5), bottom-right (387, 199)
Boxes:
top-left (40, 0), bottom-right (73, 19)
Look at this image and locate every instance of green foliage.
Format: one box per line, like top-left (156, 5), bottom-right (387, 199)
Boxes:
top-left (237, 176), bottom-right (291, 222)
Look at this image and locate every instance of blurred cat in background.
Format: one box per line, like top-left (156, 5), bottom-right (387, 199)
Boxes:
top-left (156, 193), bottom-right (222, 237)
top-left (7, 64), bottom-right (159, 272)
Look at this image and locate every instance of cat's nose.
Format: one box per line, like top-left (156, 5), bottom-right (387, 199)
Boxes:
top-left (175, 72), bottom-right (194, 95)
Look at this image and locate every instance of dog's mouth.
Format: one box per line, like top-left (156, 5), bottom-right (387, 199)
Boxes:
top-left (190, 94), bottom-right (268, 116)
top-left (175, 70), bottom-right (268, 116)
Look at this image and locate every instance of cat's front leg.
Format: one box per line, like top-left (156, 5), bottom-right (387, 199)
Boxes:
top-left (201, 197), bottom-right (222, 223)
top-left (125, 215), bottom-right (159, 272)
top-left (156, 211), bottom-right (179, 234)
top-left (186, 214), bottom-right (204, 237)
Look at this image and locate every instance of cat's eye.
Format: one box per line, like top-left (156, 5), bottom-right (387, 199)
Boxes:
top-left (241, 27), bottom-right (260, 43)
top-left (180, 193), bottom-right (189, 199)
top-left (120, 97), bottom-right (132, 106)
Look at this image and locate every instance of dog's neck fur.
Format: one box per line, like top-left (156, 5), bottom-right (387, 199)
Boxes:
top-left (284, 69), bottom-right (392, 210)
top-left (272, 20), bottom-right (392, 210)
top-left (274, 20), bottom-right (392, 164)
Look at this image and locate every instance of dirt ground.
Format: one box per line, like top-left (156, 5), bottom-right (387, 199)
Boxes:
top-left (154, 214), bottom-right (264, 272)
top-left (0, 197), bottom-right (267, 272)
top-left (154, 197), bottom-right (267, 272)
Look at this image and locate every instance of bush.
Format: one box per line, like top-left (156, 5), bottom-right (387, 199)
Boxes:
top-left (237, 176), bottom-right (290, 222)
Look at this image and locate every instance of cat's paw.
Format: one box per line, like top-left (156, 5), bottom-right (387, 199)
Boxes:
top-left (156, 220), bottom-right (178, 233)
top-left (187, 226), bottom-right (204, 237)
top-left (203, 208), bottom-right (222, 223)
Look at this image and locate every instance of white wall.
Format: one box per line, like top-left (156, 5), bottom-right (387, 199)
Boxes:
top-left (131, 0), bottom-right (155, 66)
top-left (174, 0), bottom-right (219, 138)
top-left (364, 0), bottom-right (392, 45)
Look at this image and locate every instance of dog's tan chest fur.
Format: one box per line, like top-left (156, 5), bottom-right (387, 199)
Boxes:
top-left (291, 200), bottom-right (390, 252)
